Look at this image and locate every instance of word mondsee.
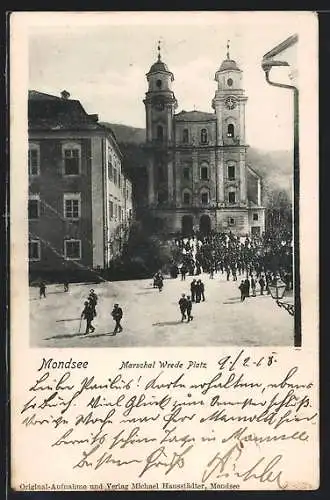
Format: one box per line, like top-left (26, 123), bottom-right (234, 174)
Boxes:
top-left (38, 358), bottom-right (89, 371)
top-left (119, 360), bottom-right (207, 370)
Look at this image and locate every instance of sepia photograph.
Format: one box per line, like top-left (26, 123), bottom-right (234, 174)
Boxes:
top-left (27, 15), bottom-right (299, 348)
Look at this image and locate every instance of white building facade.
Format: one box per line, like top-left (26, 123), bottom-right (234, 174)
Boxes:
top-left (143, 48), bottom-right (265, 236)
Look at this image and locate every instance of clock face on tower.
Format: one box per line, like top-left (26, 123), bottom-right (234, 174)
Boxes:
top-left (225, 96), bottom-right (237, 110)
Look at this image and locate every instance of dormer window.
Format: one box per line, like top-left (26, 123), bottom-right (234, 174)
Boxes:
top-left (227, 124), bottom-right (235, 138)
top-left (200, 128), bottom-right (208, 144)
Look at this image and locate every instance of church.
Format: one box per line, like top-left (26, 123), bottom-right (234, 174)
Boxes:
top-left (142, 43), bottom-right (265, 237)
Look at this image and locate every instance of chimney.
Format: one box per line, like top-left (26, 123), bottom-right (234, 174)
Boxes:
top-left (60, 90), bottom-right (70, 100)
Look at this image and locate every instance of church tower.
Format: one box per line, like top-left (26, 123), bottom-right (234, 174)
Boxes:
top-left (212, 41), bottom-right (248, 211)
top-left (143, 43), bottom-right (177, 210)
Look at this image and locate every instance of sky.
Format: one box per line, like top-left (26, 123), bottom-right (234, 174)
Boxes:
top-left (25, 11), bottom-right (316, 151)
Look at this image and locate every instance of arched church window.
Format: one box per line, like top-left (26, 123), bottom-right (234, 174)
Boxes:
top-left (183, 191), bottom-right (191, 205)
top-left (228, 191), bottom-right (236, 204)
top-left (228, 165), bottom-right (235, 180)
top-left (183, 165), bottom-right (190, 180)
top-left (201, 191), bottom-right (209, 205)
top-left (200, 164), bottom-right (209, 181)
top-left (182, 128), bottom-right (189, 143)
top-left (157, 125), bottom-right (164, 141)
top-left (227, 78), bottom-right (233, 86)
top-left (200, 128), bottom-right (208, 144)
top-left (227, 124), bottom-right (235, 138)
top-left (156, 79), bottom-right (162, 89)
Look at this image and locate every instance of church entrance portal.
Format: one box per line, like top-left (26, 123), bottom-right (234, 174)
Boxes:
top-left (181, 215), bottom-right (193, 237)
top-left (199, 214), bottom-right (211, 235)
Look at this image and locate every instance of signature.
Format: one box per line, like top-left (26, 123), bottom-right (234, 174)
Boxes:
top-left (139, 444), bottom-right (194, 477)
top-left (202, 442), bottom-right (287, 489)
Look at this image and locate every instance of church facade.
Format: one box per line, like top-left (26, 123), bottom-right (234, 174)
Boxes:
top-left (143, 47), bottom-right (265, 236)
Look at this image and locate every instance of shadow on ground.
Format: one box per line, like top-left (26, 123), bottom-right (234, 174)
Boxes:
top-left (152, 321), bottom-right (183, 327)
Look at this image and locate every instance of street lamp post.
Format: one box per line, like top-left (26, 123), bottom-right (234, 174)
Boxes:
top-left (269, 276), bottom-right (295, 317)
top-left (261, 39), bottom-right (301, 347)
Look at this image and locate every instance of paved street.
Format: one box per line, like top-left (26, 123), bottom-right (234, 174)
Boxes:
top-left (30, 272), bottom-right (294, 347)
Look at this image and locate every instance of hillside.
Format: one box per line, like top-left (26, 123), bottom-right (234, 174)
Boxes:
top-left (101, 122), bottom-right (146, 144)
top-left (102, 122), bottom-right (293, 199)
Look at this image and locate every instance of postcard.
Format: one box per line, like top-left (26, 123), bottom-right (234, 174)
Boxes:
top-left (10, 11), bottom-right (318, 491)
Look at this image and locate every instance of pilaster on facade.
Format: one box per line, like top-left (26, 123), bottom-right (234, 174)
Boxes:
top-left (174, 151), bottom-right (181, 206)
top-left (192, 151), bottom-right (199, 205)
top-left (167, 157), bottom-right (174, 203)
top-left (147, 157), bottom-right (155, 206)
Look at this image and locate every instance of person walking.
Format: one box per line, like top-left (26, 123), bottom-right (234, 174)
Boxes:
top-left (111, 303), bottom-right (123, 334)
top-left (178, 294), bottom-right (188, 322)
top-left (157, 273), bottom-right (164, 292)
top-left (81, 300), bottom-right (95, 334)
top-left (190, 279), bottom-right (197, 302)
top-left (39, 281), bottom-right (46, 299)
top-left (63, 280), bottom-right (69, 292)
top-left (186, 296), bottom-right (193, 322)
top-left (199, 279), bottom-right (205, 302)
top-left (239, 280), bottom-right (246, 302)
top-left (244, 277), bottom-right (250, 297)
top-left (180, 264), bottom-right (187, 281)
top-left (89, 289), bottom-right (98, 305)
top-left (195, 281), bottom-right (201, 303)
top-left (259, 275), bottom-right (265, 295)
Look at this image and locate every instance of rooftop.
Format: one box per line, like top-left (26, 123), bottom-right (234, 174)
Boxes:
top-left (28, 90), bottom-right (100, 131)
top-left (218, 58), bottom-right (241, 72)
top-left (175, 110), bottom-right (216, 122)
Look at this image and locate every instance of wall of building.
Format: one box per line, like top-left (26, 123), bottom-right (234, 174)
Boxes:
top-left (174, 120), bottom-right (217, 147)
top-left (105, 137), bottom-right (133, 263)
top-left (28, 137), bottom-right (93, 273)
top-left (248, 208), bottom-right (265, 234)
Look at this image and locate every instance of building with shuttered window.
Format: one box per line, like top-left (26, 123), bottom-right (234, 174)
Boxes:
top-left (28, 90), bottom-right (132, 278)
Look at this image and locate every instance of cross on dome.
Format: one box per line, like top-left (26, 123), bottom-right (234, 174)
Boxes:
top-left (157, 40), bottom-right (161, 61)
top-left (226, 39), bottom-right (230, 59)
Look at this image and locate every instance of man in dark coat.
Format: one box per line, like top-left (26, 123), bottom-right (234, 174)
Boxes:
top-left (244, 278), bottom-right (250, 297)
top-left (111, 303), bottom-right (123, 334)
top-left (186, 296), bottom-right (193, 322)
top-left (239, 280), bottom-right (246, 302)
top-left (259, 275), bottom-right (265, 295)
top-left (180, 264), bottom-right (187, 281)
top-left (198, 279), bottom-right (205, 302)
top-left (251, 277), bottom-right (256, 297)
top-left (190, 279), bottom-right (197, 302)
top-left (81, 300), bottom-right (95, 334)
top-left (178, 294), bottom-right (188, 322)
top-left (39, 281), bottom-right (46, 299)
top-left (89, 289), bottom-right (98, 308)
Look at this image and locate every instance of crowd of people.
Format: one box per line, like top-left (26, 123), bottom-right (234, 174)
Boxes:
top-left (170, 230), bottom-right (293, 291)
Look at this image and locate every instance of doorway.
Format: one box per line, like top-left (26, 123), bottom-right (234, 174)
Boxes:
top-left (181, 215), bottom-right (193, 237)
top-left (199, 214), bottom-right (211, 235)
